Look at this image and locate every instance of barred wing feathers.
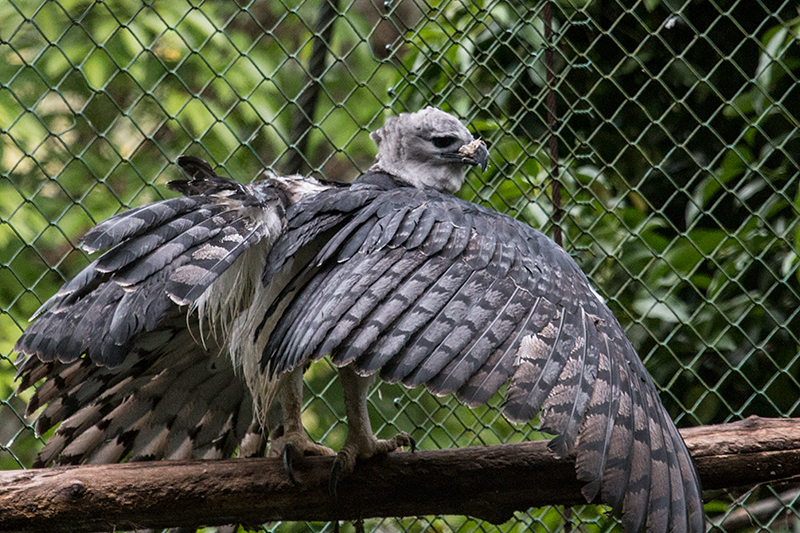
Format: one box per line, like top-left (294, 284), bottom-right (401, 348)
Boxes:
top-left (262, 172), bottom-right (702, 533)
top-left (16, 322), bottom-right (262, 467)
top-left (15, 156), bottom-right (286, 367)
top-left (13, 156), bottom-right (285, 466)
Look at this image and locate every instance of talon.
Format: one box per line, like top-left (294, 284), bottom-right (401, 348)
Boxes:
top-left (329, 457), bottom-right (343, 499)
top-left (283, 443), bottom-right (298, 486)
top-left (392, 430), bottom-right (414, 452)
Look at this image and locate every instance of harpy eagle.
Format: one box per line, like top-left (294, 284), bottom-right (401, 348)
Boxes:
top-left (13, 107), bottom-right (703, 533)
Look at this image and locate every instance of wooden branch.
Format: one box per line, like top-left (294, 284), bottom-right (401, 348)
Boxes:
top-left (2, 416), bottom-right (799, 532)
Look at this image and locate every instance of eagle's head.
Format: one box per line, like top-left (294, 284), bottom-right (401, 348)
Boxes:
top-left (369, 107), bottom-right (489, 194)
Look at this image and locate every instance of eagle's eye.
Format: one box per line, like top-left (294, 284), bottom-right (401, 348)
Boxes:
top-left (431, 136), bottom-right (458, 149)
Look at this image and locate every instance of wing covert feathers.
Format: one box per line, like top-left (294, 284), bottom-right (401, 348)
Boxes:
top-left (262, 172), bottom-right (703, 533)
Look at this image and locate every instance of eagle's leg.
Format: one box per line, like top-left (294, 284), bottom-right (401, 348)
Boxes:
top-left (267, 367), bottom-right (336, 483)
top-left (330, 364), bottom-right (414, 496)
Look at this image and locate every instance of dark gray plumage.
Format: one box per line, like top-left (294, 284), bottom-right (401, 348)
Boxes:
top-left (258, 170), bottom-right (703, 533)
top-left (17, 321), bottom-right (259, 467)
top-left (256, 108), bottom-right (703, 533)
top-left (11, 108), bottom-right (702, 533)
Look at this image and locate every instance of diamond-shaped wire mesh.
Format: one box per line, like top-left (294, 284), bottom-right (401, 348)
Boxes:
top-left (1, 0), bottom-right (799, 531)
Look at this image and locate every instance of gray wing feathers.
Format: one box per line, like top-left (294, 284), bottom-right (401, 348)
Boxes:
top-left (15, 170), bottom-right (277, 367)
top-left (420, 248), bottom-right (533, 396)
top-left (398, 267), bottom-right (495, 387)
top-left (82, 197), bottom-right (203, 253)
top-left (622, 365), bottom-right (653, 532)
top-left (94, 208), bottom-right (216, 273)
top-left (28, 259), bottom-right (104, 321)
top-left (330, 251), bottom-right (431, 367)
top-left (575, 335), bottom-right (620, 501)
top-left (166, 222), bottom-right (264, 305)
top-left (598, 342), bottom-right (637, 509)
top-left (261, 185), bottom-right (381, 283)
top-left (405, 207), bottom-right (437, 249)
top-left (377, 260), bottom-right (474, 382)
top-left (353, 253), bottom-right (458, 374)
top-left (421, 275), bottom-right (516, 394)
top-left (326, 249), bottom-right (426, 366)
top-left (263, 263), bottom-right (336, 377)
top-left (262, 182), bottom-right (702, 533)
top-left (19, 276), bottom-right (132, 365)
top-left (455, 291), bottom-right (542, 406)
top-left (541, 308), bottom-right (601, 456)
top-left (16, 325), bottom-right (255, 467)
top-left (17, 199), bottom-right (222, 363)
top-left (293, 246), bottom-right (401, 366)
top-left (112, 213), bottom-right (236, 287)
top-left (14, 157), bottom-right (285, 469)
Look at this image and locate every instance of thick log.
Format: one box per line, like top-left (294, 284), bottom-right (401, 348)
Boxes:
top-left (1, 416), bottom-right (799, 532)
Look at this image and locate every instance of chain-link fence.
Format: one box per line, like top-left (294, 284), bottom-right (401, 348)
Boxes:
top-left (2, 0), bottom-right (799, 531)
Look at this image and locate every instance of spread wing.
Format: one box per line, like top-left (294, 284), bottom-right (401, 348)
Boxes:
top-left (13, 156), bottom-right (285, 466)
top-left (15, 156), bottom-right (286, 367)
top-left (262, 172), bottom-right (703, 533)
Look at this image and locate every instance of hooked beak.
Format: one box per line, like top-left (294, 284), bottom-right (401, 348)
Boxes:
top-left (458, 139), bottom-right (489, 172)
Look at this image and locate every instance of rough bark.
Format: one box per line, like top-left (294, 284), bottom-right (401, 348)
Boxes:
top-left (1, 416), bottom-right (799, 532)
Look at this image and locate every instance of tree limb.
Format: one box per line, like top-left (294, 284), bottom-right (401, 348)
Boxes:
top-left (2, 416), bottom-right (799, 532)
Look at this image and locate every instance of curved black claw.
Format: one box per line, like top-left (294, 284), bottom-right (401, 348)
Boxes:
top-left (329, 456), bottom-right (343, 499)
top-left (283, 443), bottom-right (299, 486)
top-left (408, 434), bottom-right (417, 453)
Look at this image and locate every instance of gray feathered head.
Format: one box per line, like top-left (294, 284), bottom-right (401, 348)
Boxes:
top-left (369, 107), bottom-right (489, 194)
